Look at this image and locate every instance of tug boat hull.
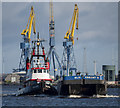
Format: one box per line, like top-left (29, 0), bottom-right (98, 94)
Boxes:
top-left (16, 81), bottom-right (57, 96)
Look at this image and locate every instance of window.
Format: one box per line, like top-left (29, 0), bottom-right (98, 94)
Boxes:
top-left (109, 70), bottom-right (113, 81)
top-left (105, 70), bottom-right (108, 81)
top-left (44, 69), bottom-right (46, 73)
top-left (38, 69), bottom-right (42, 73)
top-left (11, 77), bottom-right (16, 82)
top-left (34, 69), bottom-right (37, 73)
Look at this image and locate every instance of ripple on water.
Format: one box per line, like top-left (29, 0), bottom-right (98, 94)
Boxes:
top-left (2, 86), bottom-right (120, 106)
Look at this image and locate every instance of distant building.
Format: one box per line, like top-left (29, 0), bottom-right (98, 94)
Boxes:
top-left (102, 65), bottom-right (115, 84)
top-left (5, 71), bottom-right (26, 84)
top-left (5, 74), bottom-right (20, 83)
top-left (118, 70), bottom-right (120, 84)
top-left (118, 70), bottom-right (120, 81)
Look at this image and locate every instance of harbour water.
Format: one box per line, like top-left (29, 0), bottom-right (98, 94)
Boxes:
top-left (2, 85), bottom-right (120, 107)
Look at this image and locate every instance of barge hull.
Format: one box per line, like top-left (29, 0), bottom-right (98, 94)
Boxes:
top-left (57, 79), bottom-right (107, 96)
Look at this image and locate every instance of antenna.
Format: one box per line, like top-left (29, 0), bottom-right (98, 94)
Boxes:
top-left (2, 57), bottom-right (4, 75)
top-left (93, 60), bottom-right (97, 75)
top-left (112, 48), bottom-right (114, 65)
top-left (83, 47), bottom-right (87, 74)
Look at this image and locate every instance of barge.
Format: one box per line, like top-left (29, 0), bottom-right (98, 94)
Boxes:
top-left (57, 75), bottom-right (107, 96)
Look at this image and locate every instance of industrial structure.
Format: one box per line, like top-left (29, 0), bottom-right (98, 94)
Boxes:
top-left (61, 4), bottom-right (79, 76)
top-left (102, 65), bottom-right (115, 84)
top-left (47, 1), bottom-right (62, 78)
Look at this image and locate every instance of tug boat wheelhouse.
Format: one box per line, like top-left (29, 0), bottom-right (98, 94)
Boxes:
top-left (26, 53), bottom-right (51, 85)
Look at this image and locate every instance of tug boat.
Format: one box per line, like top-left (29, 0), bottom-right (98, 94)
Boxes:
top-left (16, 35), bottom-right (57, 96)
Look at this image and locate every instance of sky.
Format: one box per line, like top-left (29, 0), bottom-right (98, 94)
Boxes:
top-left (2, 2), bottom-right (118, 76)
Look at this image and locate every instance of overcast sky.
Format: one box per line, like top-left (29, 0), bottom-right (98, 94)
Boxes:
top-left (2, 2), bottom-right (118, 75)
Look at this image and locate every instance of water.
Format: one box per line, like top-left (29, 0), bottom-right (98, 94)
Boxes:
top-left (2, 85), bottom-right (120, 106)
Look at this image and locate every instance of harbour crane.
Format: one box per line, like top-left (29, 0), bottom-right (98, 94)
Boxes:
top-left (19, 6), bottom-right (36, 71)
top-left (62, 4), bottom-right (79, 76)
top-left (47, 1), bottom-right (62, 79)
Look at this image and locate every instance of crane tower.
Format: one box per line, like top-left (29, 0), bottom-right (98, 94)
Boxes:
top-left (47, 1), bottom-right (62, 78)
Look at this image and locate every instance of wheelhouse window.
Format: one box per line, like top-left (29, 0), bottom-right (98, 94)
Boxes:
top-left (38, 69), bottom-right (42, 73)
top-left (44, 69), bottom-right (46, 73)
top-left (33, 69), bottom-right (37, 73)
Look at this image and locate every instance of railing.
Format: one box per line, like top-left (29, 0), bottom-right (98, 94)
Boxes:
top-left (63, 75), bottom-right (104, 80)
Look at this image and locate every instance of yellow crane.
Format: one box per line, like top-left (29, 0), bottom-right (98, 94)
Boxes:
top-left (62, 4), bottom-right (79, 76)
top-left (21, 6), bottom-right (36, 41)
top-left (64, 4), bottom-right (79, 45)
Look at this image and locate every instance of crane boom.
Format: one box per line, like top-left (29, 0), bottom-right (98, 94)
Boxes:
top-left (21, 6), bottom-right (36, 41)
top-left (64, 4), bottom-right (79, 45)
